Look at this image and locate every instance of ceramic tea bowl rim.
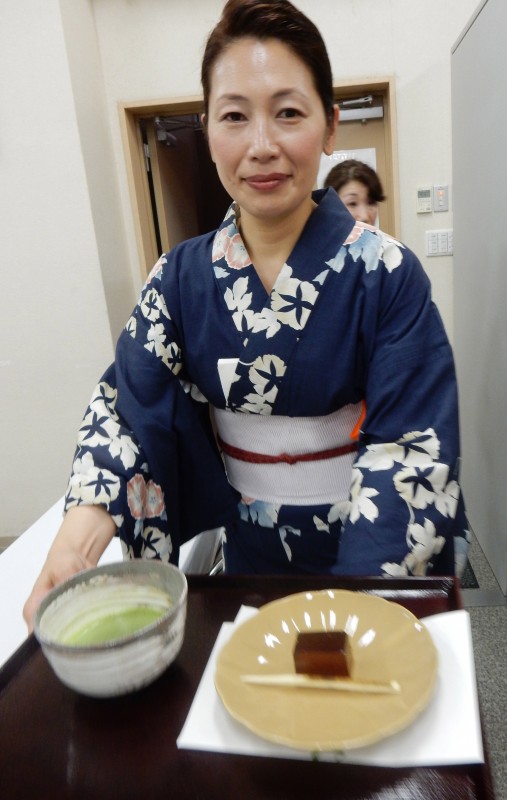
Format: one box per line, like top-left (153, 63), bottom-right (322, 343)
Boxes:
top-left (33, 559), bottom-right (188, 654)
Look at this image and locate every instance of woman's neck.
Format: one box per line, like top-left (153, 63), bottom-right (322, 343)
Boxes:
top-left (238, 200), bottom-right (316, 293)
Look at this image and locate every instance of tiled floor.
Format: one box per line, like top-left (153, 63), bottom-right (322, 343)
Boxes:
top-left (463, 534), bottom-right (507, 800)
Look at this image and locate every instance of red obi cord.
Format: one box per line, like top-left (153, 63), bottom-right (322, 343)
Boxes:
top-left (217, 435), bottom-right (358, 465)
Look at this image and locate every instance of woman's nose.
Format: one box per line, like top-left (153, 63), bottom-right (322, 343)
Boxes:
top-left (248, 117), bottom-right (279, 160)
top-left (356, 204), bottom-right (373, 224)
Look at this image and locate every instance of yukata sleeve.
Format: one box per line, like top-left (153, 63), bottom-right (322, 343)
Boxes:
top-left (337, 243), bottom-right (470, 577)
top-left (64, 255), bottom-right (238, 564)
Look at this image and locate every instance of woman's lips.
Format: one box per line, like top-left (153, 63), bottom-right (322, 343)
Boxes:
top-left (244, 173), bottom-right (288, 191)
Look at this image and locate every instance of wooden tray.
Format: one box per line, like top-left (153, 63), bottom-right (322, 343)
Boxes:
top-left (0, 576), bottom-right (496, 799)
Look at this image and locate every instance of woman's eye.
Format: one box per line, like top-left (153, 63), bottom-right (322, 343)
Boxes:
top-left (278, 108), bottom-right (302, 119)
top-left (222, 111), bottom-right (244, 122)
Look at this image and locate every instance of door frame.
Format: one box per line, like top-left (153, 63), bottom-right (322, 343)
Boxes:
top-left (119, 77), bottom-right (399, 279)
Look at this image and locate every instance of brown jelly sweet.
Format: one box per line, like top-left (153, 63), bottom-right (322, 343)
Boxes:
top-left (293, 630), bottom-right (353, 677)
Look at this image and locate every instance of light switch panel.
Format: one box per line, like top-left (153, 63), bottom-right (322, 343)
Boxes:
top-left (433, 185), bottom-right (449, 212)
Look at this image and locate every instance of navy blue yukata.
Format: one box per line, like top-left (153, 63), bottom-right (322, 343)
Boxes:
top-left (64, 189), bottom-right (470, 577)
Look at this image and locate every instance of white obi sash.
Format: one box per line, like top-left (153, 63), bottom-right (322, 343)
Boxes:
top-left (212, 404), bottom-right (362, 506)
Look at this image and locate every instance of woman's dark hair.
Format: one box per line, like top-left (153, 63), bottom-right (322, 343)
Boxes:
top-left (201, 0), bottom-right (335, 123)
top-left (324, 159), bottom-right (386, 203)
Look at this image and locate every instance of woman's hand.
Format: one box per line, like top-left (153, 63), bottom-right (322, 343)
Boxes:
top-left (23, 505), bottom-right (116, 632)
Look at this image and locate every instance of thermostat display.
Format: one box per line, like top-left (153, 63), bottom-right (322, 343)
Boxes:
top-left (417, 187), bottom-right (432, 213)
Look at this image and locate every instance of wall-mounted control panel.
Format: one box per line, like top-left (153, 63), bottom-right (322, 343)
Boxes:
top-left (416, 186), bottom-right (432, 213)
top-left (433, 184), bottom-right (449, 212)
top-left (426, 229), bottom-right (453, 256)
top-left (417, 184), bottom-right (450, 214)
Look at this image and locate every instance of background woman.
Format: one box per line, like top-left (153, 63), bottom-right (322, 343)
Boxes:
top-left (324, 158), bottom-right (385, 226)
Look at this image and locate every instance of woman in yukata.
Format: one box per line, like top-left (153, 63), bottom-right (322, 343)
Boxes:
top-left (24, 0), bottom-right (470, 627)
top-left (324, 159), bottom-right (385, 227)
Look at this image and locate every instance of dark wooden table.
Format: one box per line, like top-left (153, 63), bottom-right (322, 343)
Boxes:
top-left (0, 576), bottom-right (496, 799)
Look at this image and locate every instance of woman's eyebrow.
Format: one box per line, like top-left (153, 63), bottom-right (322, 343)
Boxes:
top-left (215, 93), bottom-right (247, 104)
top-left (272, 88), bottom-right (307, 100)
top-left (215, 88), bottom-right (307, 105)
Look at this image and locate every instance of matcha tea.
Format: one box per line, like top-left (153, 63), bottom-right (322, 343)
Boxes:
top-left (62, 604), bottom-right (166, 646)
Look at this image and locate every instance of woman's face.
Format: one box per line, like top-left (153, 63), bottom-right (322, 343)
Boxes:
top-left (338, 179), bottom-right (378, 226)
top-left (206, 37), bottom-right (337, 230)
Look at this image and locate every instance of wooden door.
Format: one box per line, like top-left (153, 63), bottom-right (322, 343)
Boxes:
top-left (332, 81), bottom-right (398, 236)
top-left (120, 78), bottom-right (399, 278)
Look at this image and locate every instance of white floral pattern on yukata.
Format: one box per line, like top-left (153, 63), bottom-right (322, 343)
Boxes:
top-left (208, 210), bottom-right (460, 575)
top-left (64, 191), bottom-right (469, 576)
top-left (351, 428), bottom-right (458, 575)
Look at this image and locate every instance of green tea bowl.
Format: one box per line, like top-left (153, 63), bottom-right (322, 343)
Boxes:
top-left (33, 560), bottom-right (187, 698)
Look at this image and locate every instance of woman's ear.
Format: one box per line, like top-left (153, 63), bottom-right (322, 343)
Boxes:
top-left (323, 105), bottom-right (339, 156)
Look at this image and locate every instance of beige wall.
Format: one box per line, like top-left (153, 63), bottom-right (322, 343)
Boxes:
top-left (0, 0), bottom-right (128, 537)
top-left (452, 0), bottom-right (507, 593)
top-left (91, 0), bottom-right (478, 331)
top-left (1, 0), bottom-right (479, 538)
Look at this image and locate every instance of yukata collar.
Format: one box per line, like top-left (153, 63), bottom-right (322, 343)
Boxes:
top-left (212, 189), bottom-right (355, 272)
top-left (211, 189), bottom-right (356, 415)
